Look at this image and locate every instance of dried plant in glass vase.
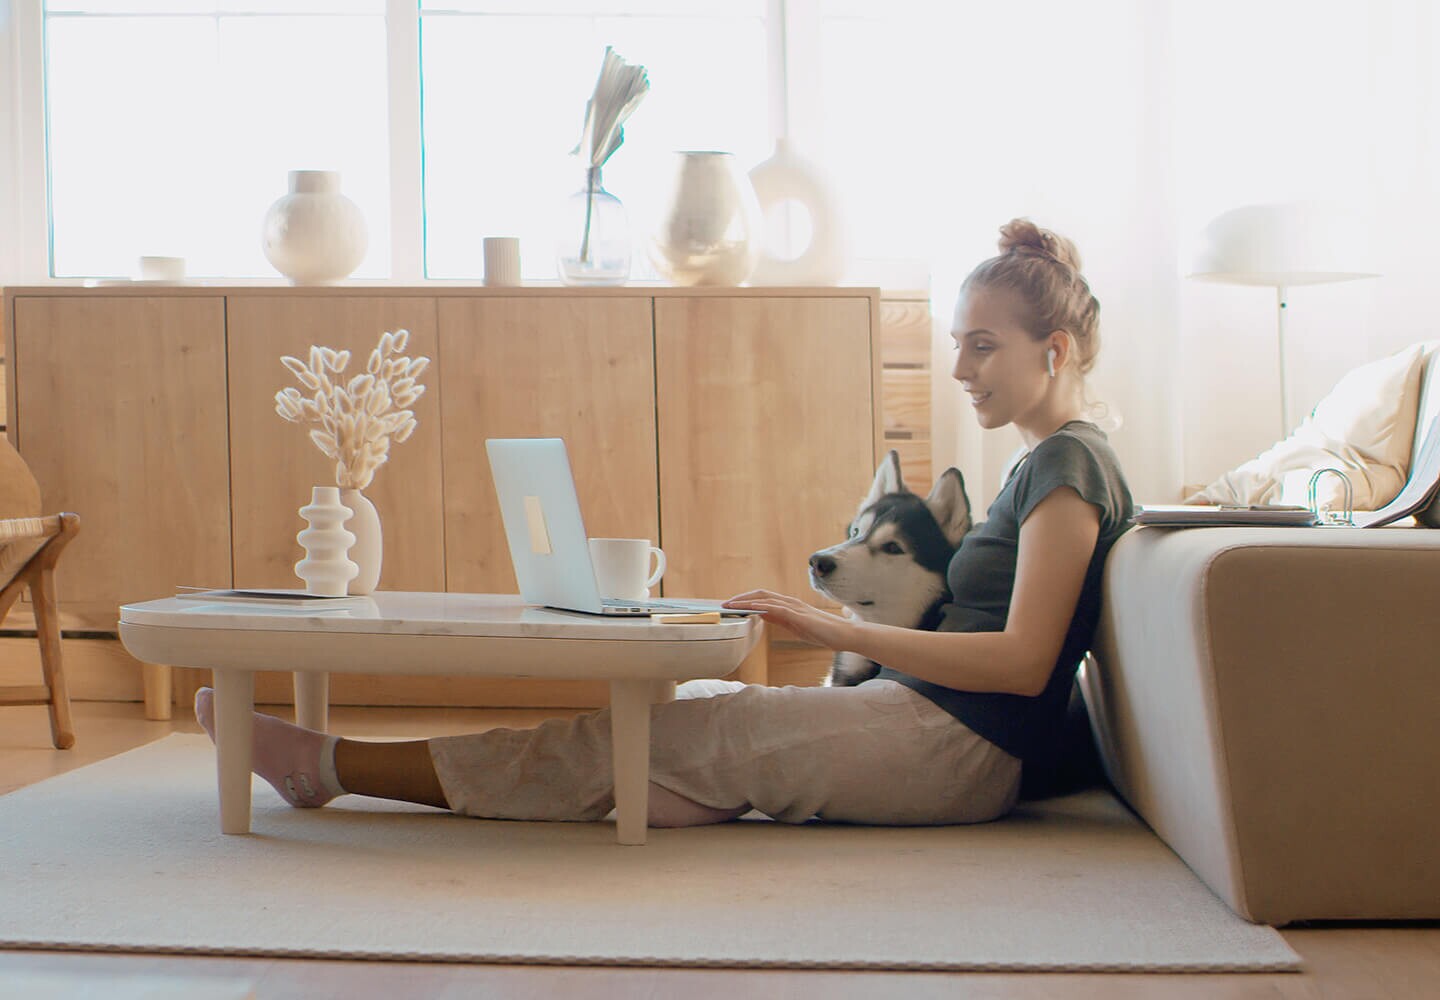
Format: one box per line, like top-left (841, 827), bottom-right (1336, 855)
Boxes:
top-left (275, 329), bottom-right (429, 594)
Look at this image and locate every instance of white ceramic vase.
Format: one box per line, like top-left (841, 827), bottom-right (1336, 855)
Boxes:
top-left (649, 151), bottom-right (761, 286)
top-left (747, 139), bottom-right (846, 285)
top-left (340, 488), bottom-right (382, 595)
top-left (262, 170), bottom-right (368, 285)
top-left (294, 486), bottom-right (358, 596)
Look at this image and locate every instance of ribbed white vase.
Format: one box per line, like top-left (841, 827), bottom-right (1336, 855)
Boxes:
top-left (339, 488), bottom-right (382, 595)
top-left (294, 486), bottom-right (358, 596)
top-left (262, 170), bottom-right (368, 285)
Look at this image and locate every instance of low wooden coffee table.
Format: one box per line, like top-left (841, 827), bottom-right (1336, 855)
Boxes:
top-left (118, 592), bottom-right (760, 845)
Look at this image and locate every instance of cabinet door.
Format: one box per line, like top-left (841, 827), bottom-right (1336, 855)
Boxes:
top-left (439, 296), bottom-right (657, 593)
top-left (12, 295), bottom-right (231, 626)
top-left (227, 297), bottom-right (444, 590)
top-left (656, 296), bottom-right (877, 600)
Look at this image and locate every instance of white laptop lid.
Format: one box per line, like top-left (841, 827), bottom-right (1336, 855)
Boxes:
top-left (485, 437), bottom-right (608, 613)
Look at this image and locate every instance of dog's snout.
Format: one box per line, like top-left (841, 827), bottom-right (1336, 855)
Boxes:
top-left (810, 553), bottom-right (837, 577)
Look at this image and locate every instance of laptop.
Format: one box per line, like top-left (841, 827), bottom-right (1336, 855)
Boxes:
top-left (485, 438), bottom-right (762, 617)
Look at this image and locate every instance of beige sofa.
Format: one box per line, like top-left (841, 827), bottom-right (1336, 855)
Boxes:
top-left (1085, 345), bottom-right (1440, 926)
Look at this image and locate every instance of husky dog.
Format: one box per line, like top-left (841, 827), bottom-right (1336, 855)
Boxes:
top-left (810, 451), bottom-right (973, 687)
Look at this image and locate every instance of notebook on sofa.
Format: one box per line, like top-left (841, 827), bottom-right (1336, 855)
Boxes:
top-left (1354, 413), bottom-right (1440, 527)
top-left (1132, 504), bottom-right (1320, 527)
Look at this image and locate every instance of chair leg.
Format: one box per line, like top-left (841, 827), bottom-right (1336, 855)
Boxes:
top-left (30, 566), bottom-right (75, 750)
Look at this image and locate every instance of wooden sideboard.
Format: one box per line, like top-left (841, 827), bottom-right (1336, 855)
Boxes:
top-left (3, 284), bottom-right (908, 710)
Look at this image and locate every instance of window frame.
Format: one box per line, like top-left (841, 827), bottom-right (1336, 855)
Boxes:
top-left (2, 0), bottom-right (815, 281)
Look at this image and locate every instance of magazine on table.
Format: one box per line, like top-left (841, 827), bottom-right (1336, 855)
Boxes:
top-left (175, 587), bottom-right (371, 608)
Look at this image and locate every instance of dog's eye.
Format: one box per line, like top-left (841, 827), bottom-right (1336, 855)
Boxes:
top-left (880, 541), bottom-right (905, 555)
top-left (848, 526), bottom-right (859, 538)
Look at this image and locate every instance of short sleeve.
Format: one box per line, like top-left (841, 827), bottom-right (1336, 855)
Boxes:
top-left (1009, 431), bottom-right (1127, 534)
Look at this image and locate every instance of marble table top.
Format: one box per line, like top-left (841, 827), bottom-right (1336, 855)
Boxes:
top-left (119, 591), bottom-right (755, 642)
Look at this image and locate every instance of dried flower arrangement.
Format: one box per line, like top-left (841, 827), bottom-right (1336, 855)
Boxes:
top-left (274, 329), bottom-right (428, 491)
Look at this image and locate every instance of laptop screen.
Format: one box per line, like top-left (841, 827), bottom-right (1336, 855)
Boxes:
top-left (485, 437), bottom-right (607, 613)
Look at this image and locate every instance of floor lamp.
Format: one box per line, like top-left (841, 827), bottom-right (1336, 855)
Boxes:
top-left (1188, 202), bottom-right (1380, 439)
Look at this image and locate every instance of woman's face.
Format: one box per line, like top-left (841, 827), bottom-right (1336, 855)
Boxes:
top-left (950, 285), bottom-right (1053, 431)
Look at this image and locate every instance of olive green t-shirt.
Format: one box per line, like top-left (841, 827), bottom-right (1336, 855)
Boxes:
top-left (876, 421), bottom-right (1134, 768)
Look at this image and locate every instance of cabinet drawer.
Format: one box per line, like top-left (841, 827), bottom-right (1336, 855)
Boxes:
top-left (879, 298), bottom-right (932, 367)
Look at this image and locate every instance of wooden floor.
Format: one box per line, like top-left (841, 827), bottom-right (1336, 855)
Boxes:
top-left (3, 701), bottom-right (1438, 1000)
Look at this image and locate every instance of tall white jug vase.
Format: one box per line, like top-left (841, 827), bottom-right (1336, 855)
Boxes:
top-left (294, 486), bottom-right (358, 596)
top-left (649, 151), bottom-right (762, 286)
top-left (747, 138), bottom-right (846, 285)
top-left (339, 488), bottom-right (382, 595)
top-left (262, 170), bottom-right (368, 285)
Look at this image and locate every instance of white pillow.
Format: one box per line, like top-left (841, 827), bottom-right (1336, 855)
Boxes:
top-left (1189, 343), bottom-right (1427, 512)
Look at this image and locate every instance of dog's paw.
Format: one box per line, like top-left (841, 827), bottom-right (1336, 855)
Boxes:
top-left (827, 651), bottom-right (881, 687)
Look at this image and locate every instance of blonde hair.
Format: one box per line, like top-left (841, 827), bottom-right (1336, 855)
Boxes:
top-left (961, 218), bottom-right (1101, 374)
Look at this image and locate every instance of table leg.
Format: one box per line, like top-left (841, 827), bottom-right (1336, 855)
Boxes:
top-left (142, 662), bottom-right (172, 720)
top-left (293, 672), bottom-right (329, 732)
top-left (214, 669), bottom-right (255, 835)
top-left (609, 679), bottom-right (654, 846)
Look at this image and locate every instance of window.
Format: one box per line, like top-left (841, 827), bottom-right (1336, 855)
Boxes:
top-left (38, 0), bottom-right (774, 280)
top-left (419, 1), bottom-right (770, 280)
top-left (44, 1), bottom-right (390, 278)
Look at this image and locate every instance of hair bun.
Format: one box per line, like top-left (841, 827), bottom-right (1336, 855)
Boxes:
top-left (997, 218), bottom-right (1083, 271)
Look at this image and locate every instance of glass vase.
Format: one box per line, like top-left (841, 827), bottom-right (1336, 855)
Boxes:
top-left (557, 166), bottom-right (630, 285)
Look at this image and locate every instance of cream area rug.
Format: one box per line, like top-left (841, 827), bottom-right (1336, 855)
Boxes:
top-left (0, 735), bottom-right (1299, 972)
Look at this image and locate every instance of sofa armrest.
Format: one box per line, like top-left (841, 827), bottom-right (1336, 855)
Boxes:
top-left (1088, 525), bottom-right (1440, 924)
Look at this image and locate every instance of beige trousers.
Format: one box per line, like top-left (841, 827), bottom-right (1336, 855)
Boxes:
top-left (429, 678), bottom-right (1021, 826)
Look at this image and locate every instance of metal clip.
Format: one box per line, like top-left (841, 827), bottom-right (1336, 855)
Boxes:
top-left (1307, 468), bottom-right (1354, 526)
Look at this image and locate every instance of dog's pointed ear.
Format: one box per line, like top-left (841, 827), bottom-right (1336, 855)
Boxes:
top-left (925, 468), bottom-right (972, 546)
top-left (858, 450), bottom-right (907, 516)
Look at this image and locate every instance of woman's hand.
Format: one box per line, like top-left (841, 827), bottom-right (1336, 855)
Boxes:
top-left (722, 590), bottom-right (856, 651)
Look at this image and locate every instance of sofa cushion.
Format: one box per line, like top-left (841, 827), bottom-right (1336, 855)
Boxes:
top-left (1189, 342), bottom-right (1427, 512)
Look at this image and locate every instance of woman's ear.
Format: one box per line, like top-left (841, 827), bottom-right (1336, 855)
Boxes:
top-left (1048, 331), bottom-right (1076, 374)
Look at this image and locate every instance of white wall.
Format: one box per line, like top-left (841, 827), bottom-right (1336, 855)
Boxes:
top-left (906, 0), bottom-right (1183, 509)
top-left (922, 0), bottom-right (1439, 509)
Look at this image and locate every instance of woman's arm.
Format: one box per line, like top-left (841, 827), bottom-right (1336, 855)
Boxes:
top-left (724, 486), bottom-right (1100, 697)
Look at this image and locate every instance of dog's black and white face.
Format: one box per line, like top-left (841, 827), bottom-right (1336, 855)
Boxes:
top-left (811, 451), bottom-right (972, 686)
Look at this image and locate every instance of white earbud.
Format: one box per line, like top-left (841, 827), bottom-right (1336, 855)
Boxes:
top-left (1046, 348), bottom-right (1057, 378)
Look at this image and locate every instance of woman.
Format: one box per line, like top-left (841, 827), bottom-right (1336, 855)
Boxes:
top-left (194, 218), bottom-right (1134, 829)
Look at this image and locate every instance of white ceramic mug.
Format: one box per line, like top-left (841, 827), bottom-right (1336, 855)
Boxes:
top-left (588, 537), bottom-right (665, 600)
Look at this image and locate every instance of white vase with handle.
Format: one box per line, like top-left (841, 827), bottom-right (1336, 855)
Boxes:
top-left (340, 488), bottom-right (382, 595)
top-left (747, 138), bottom-right (846, 285)
top-left (294, 486), bottom-right (358, 596)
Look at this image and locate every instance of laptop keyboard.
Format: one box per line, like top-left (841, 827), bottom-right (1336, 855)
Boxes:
top-left (601, 598), bottom-right (692, 610)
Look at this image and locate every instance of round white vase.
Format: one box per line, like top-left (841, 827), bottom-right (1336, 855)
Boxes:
top-left (747, 139), bottom-right (846, 285)
top-left (262, 170), bottom-right (368, 285)
top-left (649, 151), bottom-right (762, 286)
top-left (294, 486), bottom-right (358, 596)
top-left (340, 488), bottom-right (382, 595)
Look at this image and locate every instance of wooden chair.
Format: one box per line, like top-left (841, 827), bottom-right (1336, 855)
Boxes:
top-left (0, 513), bottom-right (81, 748)
top-left (0, 430), bottom-right (81, 749)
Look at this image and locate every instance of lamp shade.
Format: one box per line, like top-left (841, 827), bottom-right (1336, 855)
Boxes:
top-left (1188, 201), bottom-right (1379, 287)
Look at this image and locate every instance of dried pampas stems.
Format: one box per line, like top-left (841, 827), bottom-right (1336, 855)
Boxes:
top-left (275, 329), bottom-right (428, 491)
